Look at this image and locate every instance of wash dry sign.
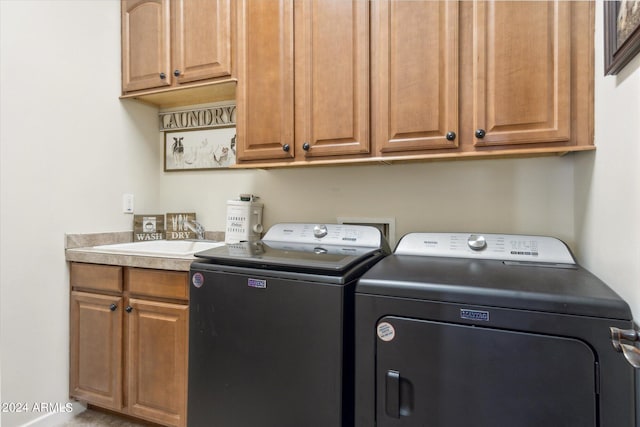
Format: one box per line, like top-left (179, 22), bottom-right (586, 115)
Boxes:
top-left (133, 213), bottom-right (197, 241)
top-left (133, 215), bottom-right (165, 241)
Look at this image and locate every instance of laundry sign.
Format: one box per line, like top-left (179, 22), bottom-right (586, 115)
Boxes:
top-left (159, 104), bottom-right (236, 131)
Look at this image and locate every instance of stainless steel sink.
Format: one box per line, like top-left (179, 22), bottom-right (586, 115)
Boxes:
top-left (90, 240), bottom-right (225, 257)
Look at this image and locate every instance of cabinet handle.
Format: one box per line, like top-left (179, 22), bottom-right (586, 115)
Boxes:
top-left (446, 132), bottom-right (456, 141)
top-left (159, 72), bottom-right (166, 80)
top-left (173, 69), bottom-right (181, 77)
top-left (282, 144), bottom-right (290, 152)
top-left (125, 306), bottom-right (133, 313)
top-left (475, 129), bottom-right (486, 139)
top-left (302, 142), bottom-right (310, 151)
top-left (109, 303), bottom-right (117, 312)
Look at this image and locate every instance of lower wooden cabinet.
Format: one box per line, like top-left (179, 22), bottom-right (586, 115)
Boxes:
top-left (69, 263), bottom-right (189, 427)
top-left (126, 298), bottom-right (188, 426)
top-left (70, 291), bottom-right (123, 411)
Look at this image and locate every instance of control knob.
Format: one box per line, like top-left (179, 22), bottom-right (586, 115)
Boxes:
top-left (467, 234), bottom-right (487, 251)
top-left (313, 224), bottom-right (328, 238)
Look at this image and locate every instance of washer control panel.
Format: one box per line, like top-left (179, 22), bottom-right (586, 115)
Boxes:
top-left (263, 223), bottom-right (383, 248)
top-left (395, 233), bottom-right (575, 264)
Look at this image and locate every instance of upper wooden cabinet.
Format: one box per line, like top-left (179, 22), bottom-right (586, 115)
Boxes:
top-left (122, 0), bottom-right (171, 93)
top-left (471, 1), bottom-right (571, 147)
top-left (121, 0), bottom-right (234, 106)
top-left (372, 1), bottom-right (459, 153)
top-left (235, 0), bottom-right (294, 161)
top-left (295, 0), bottom-right (370, 159)
top-left (372, 0), bottom-right (590, 158)
top-left (172, 0), bottom-right (232, 84)
top-left (234, 0), bottom-right (594, 167)
top-left (236, 0), bottom-right (370, 162)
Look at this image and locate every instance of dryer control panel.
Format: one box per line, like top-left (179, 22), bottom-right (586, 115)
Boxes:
top-left (395, 233), bottom-right (575, 264)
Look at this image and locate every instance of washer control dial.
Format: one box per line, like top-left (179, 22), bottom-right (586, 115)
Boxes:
top-left (313, 224), bottom-right (328, 238)
top-left (467, 234), bottom-right (487, 251)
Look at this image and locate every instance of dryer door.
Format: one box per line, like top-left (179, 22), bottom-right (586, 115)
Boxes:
top-left (375, 316), bottom-right (597, 427)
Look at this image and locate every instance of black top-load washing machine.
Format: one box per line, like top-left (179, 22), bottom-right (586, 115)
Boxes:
top-left (355, 232), bottom-right (636, 427)
top-left (188, 223), bottom-right (390, 427)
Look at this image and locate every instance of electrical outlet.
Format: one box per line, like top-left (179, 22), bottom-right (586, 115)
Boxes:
top-left (122, 193), bottom-right (134, 214)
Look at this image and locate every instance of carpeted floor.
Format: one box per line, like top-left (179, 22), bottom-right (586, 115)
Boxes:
top-left (59, 409), bottom-right (153, 426)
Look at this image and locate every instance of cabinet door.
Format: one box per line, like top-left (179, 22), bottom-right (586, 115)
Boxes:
top-left (472, 1), bottom-right (570, 146)
top-left (70, 292), bottom-right (123, 411)
top-left (172, 0), bottom-right (232, 84)
top-left (236, 0), bottom-right (295, 161)
top-left (126, 298), bottom-right (188, 427)
top-left (373, 1), bottom-right (459, 153)
top-left (122, 0), bottom-right (171, 92)
top-left (296, 0), bottom-right (370, 158)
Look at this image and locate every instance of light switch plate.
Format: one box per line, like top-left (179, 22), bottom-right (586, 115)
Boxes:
top-left (122, 193), bottom-right (134, 214)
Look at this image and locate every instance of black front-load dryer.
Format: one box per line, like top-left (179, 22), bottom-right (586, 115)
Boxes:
top-left (355, 232), bottom-right (636, 427)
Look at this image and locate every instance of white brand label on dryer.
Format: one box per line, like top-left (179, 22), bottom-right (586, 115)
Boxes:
top-left (247, 278), bottom-right (266, 289)
top-left (460, 309), bottom-right (490, 322)
top-left (377, 322), bottom-right (396, 342)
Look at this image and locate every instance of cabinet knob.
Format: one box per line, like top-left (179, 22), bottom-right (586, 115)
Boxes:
top-left (159, 72), bottom-right (166, 80)
top-left (125, 306), bottom-right (133, 313)
top-left (302, 142), bottom-right (310, 151)
top-left (173, 69), bottom-right (181, 77)
top-left (282, 144), bottom-right (290, 152)
top-left (475, 129), bottom-right (486, 139)
top-left (446, 131), bottom-right (456, 141)
top-left (109, 303), bottom-right (117, 312)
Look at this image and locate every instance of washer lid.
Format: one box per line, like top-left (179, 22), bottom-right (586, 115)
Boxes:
top-left (194, 239), bottom-right (384, 274)
top-left (194, 223), bottom-right (390, 274)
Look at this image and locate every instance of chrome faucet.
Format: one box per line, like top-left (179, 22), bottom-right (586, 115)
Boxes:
top-left (184, 219), bottom-right (206, 240)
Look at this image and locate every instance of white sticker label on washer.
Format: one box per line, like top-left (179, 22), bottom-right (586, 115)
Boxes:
top-left (377, 322), bottom-right (395, 342)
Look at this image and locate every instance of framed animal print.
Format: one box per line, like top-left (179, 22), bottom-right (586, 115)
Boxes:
top-left (605, 0), bottom-right (640, 75)
top-left (164, 126), bottom-right (236, 171)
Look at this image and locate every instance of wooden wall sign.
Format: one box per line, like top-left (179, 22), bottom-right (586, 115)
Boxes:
top-left (133, 215), bottom-right (165, 241)
top-left (159, 104), bottom-right (236, 131)
top-left (166, 212), bottom-right (197, 240)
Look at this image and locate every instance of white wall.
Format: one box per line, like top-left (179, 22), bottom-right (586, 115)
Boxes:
top-left (1, 1), bottom-right (637, 426)
top-left (575, 2), bottom-right (640, 321)
top-left (0, 1), bottom-right (160, 426)
top-left (157, 157), bottom-right (577, 248)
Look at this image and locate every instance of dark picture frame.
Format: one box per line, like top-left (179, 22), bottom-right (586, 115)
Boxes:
top-left (605, 0), bottom-right (640, 75)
